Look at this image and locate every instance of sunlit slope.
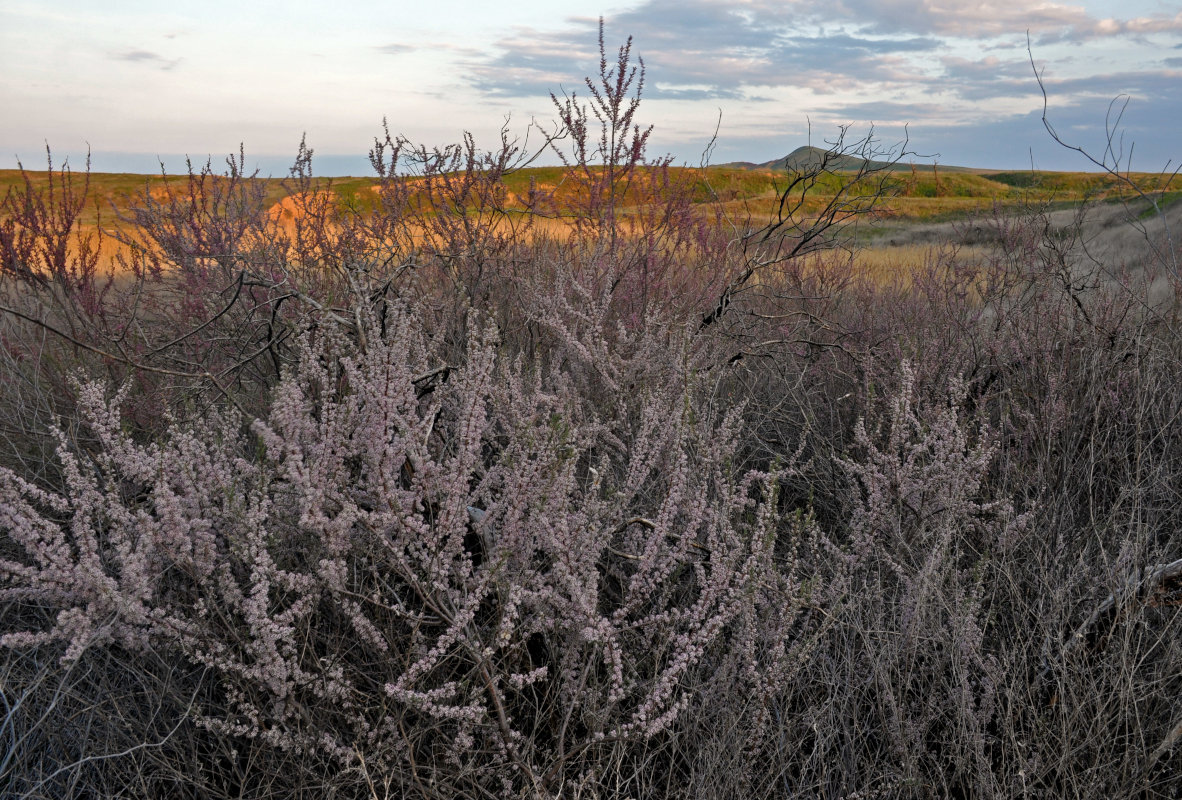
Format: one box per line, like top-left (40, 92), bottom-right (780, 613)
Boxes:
top-left (2, 162), bottom-right (1176, 277)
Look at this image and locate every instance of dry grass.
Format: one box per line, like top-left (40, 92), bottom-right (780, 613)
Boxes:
top-left (4, 163), bottom-right (1174, 228)
top-left (849, 243), bottom-right (983, 287)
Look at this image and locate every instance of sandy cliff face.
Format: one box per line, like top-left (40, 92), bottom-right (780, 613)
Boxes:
top-left (266, 190), bottom-right (339, 223)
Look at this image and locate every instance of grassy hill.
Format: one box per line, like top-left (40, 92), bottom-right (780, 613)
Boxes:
top-left (2, 156), bottom-right (1177, 234)
top-left (725, 145), bottom-right (1009, 174)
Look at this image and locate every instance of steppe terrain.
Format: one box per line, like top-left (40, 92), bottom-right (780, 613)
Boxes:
top-left (3, 158), bottom-right (1178, 299)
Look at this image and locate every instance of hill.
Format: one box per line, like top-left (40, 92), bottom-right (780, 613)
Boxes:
top-left (722, 145), bottom-right (995, 174)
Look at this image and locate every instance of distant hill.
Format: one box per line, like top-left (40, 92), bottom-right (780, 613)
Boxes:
top-left (721, 146), bottom-right (987, 174)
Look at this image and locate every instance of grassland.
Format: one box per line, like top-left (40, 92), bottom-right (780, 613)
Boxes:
top-left (3, 162), bottom-right (1176, 228)
top-left (3, 160), bottom-right (1178, 295)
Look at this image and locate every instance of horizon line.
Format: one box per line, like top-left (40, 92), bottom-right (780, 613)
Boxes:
top-left (0, 149), bottom-right (1144, 178)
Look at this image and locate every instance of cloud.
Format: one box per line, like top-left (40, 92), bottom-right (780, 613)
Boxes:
top-left (1099, 12), bottom-right (1182, 37)
top-left (112, 49), bottom-right (180, 70)
top-left (918, 54), bottom-right (1038, 101)
top-left (812, 1), bottom-right (1182, 40)
top-left (115, 49), bottom-right (163, 62)
top-left (1035, 69), bottom-right (1182, 104)
top-left (820, 99), bottom-right (946, 122)
top-left (433, 0), bottom-right (1181, 171)
top-left (463, 0), bottom-right (1182, 104)
top-left (823, 0), bottom-right (1086, 37)
top-left (375, 43), bottom-right (414, 55)
top-left (467, 5), bottom-right (943, 101)
top-left (940, 55), bottom-right (1030, 83)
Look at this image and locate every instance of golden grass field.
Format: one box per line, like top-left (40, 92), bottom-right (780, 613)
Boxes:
top-left (3, 163), bottom-right (1176, 280)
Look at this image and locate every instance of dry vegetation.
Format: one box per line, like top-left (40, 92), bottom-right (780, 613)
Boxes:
top-left (3, 149), bottom-right (1173, 277)
top-left (2, 28), bottom-right (1181, 800)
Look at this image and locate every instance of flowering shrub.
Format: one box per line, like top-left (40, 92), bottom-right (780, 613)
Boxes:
top-left (1, 297), bottom-right (815, 796)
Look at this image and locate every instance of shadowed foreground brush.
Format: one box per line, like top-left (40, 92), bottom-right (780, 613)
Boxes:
top-left (2, 304), bottom-right (1180, 797)
top-left (0, 301), bottom-right (817, 798)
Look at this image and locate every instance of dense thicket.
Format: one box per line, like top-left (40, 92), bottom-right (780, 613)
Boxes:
top-left (2, 30), bottom-right (1180, 800)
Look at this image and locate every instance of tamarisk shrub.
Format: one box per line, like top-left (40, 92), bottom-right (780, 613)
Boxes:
top-left (0, 293), bottom-right (812, 798)
top-left (0, 151), bottom-right (119, 485)
top-left (695, 360), bottom-right (1029, 799)
top-left (835, 363), bottom-right (1021, 795)
top-left (748, 205), bottom-right (1182, 797)
top-left (0, 151), bottom-right (111, 329)
top-left (542, 22), bottom-right (735, 326)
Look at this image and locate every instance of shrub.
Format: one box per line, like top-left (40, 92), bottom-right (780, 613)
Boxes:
top-left (1, 295), bottom-right (820, 797)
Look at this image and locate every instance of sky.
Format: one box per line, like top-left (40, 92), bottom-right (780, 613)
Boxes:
top-left (2, 0), bottom-right (1180, 176)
